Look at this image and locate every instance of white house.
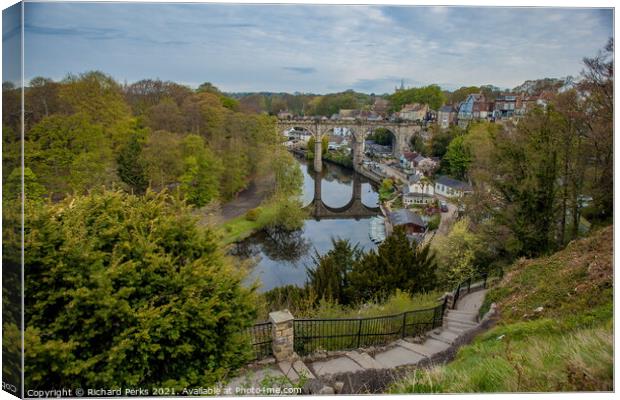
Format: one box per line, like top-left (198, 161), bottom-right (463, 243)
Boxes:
top-left (434, 175), bottom-right (473, 197)
top-left (402, 174), bottom-right (435, 206)
top-left (406, 174), bottom-right (434, 195)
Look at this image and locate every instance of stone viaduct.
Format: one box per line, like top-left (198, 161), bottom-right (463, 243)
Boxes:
top-left (276, 119), bottom-right (422, 172)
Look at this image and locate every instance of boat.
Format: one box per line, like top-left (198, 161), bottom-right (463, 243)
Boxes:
top-left (369, 216), bottom-right (386, 244)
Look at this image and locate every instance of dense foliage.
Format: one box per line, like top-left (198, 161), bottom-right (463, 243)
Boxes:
top-left (3, 71), bottom-right (291, 207)
top-left (388, 84), bottom-right (445, 112)
top-left (24, 190), bottom-right (258, 390)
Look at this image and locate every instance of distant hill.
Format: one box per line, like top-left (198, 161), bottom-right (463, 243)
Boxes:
top-left (512, 77), bottom-right (566, 95)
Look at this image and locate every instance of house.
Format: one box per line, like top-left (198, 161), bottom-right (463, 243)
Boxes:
top-left (338, 109), bottom-right (360, 120)
top-left (400, 152), bottom-right (438, 175)
top-left (457, 94), bottom-right (493, 126)
top-left (277, 110), bottom-right (293, 120)
top-left (434, 175), bottom-right (473, 197)
top-left (388, 209), bottom-right (427, 235)
top-left (405, 173), bottom-right (435, 195)
top-left (403, 191), bottom-right (434, 206)
top-left (400, 151), bottom-right (417, 169)
top-left (494, 93), bottom-right (522, 118)
top-left (437, 105), bottom-right (457, 129)
top-left (399, 103), bottom-right (429, 121)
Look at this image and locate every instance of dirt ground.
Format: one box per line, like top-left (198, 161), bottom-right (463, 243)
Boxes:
top-left (194, 174), bottom-right (275, 228)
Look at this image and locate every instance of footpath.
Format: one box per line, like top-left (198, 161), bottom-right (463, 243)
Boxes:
top-left (225, 288), bottom-right (490, 395)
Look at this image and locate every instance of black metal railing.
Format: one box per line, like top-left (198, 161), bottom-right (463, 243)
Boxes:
top-left (451, 273), bottom-right (489, 309)
top-left (245, 321), bottom-right (273, 360)
top-left (245, 272), bottom-right (500, 359)
top-left (293, 302), bottom-right (446, 356)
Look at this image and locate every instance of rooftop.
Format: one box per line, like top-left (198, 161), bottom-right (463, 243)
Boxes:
top-left (388, 209), bottom-right (426, 227)
top-left (436, 175), bottom-right (473, 191)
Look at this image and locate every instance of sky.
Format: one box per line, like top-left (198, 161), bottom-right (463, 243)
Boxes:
top-left (8, 2), bottom-right (615, 93)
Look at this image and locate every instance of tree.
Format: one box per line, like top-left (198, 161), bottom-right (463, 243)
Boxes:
top-left (487, 106), bottom-right (563, 256)
top-left (433, 218), bottom-right (486, 287)
top-left (368, 128), bottom-right (393, 146)
top-left (24, 190), bottom-right (258, 390)
top-left (444, 134), bottom-right (472, 180)
top-left (59, 71), bottom-right (131, 128)
top-left (578, 38), bottom-right (613, 222)
top-left (145, 98), bottom-right (185, 133)
top-left (389, 84), bottom-right (445, 112)
top-left (179, 135), bottom-right (222, 207)
top-left (117, 129), bottom-right (149, 194)
top-left (3, 167), bottom-right (47, 202)
top-left (348, 227), bottom-right (437, 301)
top-left (306, 239), bottom-right (362, 304)
top-left (430, 125), bottom-right (461, 158)
top-left (141, 130), bottom-right (184, 191)
top-left (26, 113), bottom-right (115, 196)
top-left (409, 134), bottom-right (426, 155)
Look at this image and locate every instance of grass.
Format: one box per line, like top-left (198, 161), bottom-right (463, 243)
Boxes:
top-left (216, 202), bottom-right (280, 245)
top-left (309, 289), bottom-right (443, 320)
top-left (390, 225), bottom-right (613, 393)
top-left (293, 290), bottom-right (446, 355)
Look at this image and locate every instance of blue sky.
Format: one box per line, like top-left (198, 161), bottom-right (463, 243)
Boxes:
top-left (16, 2), bottom-right (614, 93)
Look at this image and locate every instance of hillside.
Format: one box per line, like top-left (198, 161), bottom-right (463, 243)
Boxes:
top-left (391, 226), bottom-right (613, 393)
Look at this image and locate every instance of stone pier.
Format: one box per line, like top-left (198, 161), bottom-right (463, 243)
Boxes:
top-left (313, 138), bottom-right (323, 172)
top-left (269, 310), bottom-right (295, 362)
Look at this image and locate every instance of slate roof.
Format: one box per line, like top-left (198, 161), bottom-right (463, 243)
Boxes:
top-left (388, 209), bottom-right (426, 227)
top-left (439, 105), bottom-right (456, 113)
top-left (435, 175), bottom-right (473, 192)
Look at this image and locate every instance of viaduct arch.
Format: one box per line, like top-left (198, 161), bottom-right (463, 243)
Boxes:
top-left (277, 119), bottom-right (422, 172)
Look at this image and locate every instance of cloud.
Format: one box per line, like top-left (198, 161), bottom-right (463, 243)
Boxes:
top-left (283, 67), bottom-right (317, 74)
top-left (21, 3), bottom-right (613, 93)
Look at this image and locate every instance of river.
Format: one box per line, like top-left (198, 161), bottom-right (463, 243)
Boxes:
top-left (233, 156), bottom-right (381, 292)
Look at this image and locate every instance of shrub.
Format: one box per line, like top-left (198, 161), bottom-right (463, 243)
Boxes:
top-left (427, 214), bottom-right (441, 231)
top-left (245, 207), bottom-right (262, 221)
top-left (24, 190), bottom-right (258, 390)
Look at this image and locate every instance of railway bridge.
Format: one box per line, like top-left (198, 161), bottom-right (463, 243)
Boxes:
top-left (276, 119), bottom-right (421, 172)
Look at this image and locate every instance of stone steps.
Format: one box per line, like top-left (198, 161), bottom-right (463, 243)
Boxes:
top-left (444, 316), bottom-right (477, 328)
top-left (345, 351), bottom-right (385, 370)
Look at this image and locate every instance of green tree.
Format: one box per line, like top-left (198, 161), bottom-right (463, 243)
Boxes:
top-left (348, 226), bottom-right (437, 301)
top-left (24, 190), bottom-right (258, 390)
top-left (26, 113), bottom-right (115, 196)
top-left (367, 128), bottom-right (393, 146)
top-left (488, 106), bottom-right (563, 256)
top-left (3, 167), bottom-right (47, 202)
top-left (117, 129), bottom-right (149, 194)
top-left (389, 84), bottom-right (445, 112)
top-left (179, 135), bottom-right (222, 207)
top-left (444, 134), bottom-right (472, 180)
top-left (59, 71), bottom-right (131, 128)
top-left (433, 218), bottom-right (486, 286)
top-left (306, 239), bottom-right (362, 304)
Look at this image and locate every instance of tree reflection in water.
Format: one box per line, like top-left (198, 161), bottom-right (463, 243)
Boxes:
top-left (231, 227), bottom-right (310, 264)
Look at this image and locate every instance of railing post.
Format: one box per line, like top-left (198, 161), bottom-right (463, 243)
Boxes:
top-left (269, 310), bottom-right (295, 362)
top-left (453, 283), bottom-right (461, 309)
top-left (483, 273), bottom-right (488, 289)
top-left (467, 277), bottom-right (471, 293)
top-left (401, 312), bottom-right (407, 338)
top-left (357, 318), bottom-right (363, 348)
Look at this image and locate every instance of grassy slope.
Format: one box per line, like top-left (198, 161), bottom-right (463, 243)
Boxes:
top-left (391, 225), bottom-right (613, 393)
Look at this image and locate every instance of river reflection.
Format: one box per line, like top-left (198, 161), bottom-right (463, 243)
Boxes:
top-left (233, 156), bottom-right (380, 292)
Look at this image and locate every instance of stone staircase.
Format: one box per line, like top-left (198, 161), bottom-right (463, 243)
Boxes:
top-left (225, 288), bottom-right (489, 395)
top-left (305, 289), bottom-right (487, 377)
